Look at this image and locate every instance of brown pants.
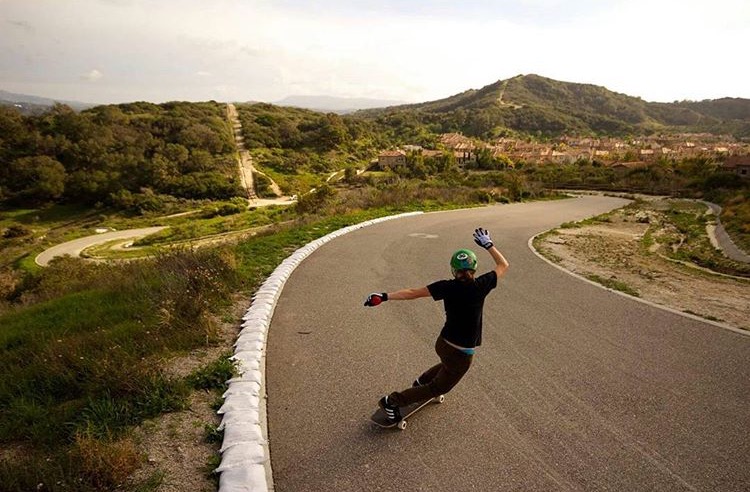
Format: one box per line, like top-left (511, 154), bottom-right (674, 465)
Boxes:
top-left (388, 337), bottom-right (474, 407)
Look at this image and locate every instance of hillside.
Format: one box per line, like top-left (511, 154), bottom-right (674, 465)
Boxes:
top-left (0, 101), bottom-right (240, 210)
top-left (357, 74), bottom-right (750, 139)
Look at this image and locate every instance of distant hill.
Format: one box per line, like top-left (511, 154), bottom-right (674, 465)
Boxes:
top-left (357, 74), bottom-right (750, 139)
top-left (274, 95), bottom-right (406, 114)
top-left (0, 90), bottom-right (97, 113)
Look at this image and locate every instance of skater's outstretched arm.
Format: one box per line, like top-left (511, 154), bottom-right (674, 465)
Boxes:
top-left (387, 286), bottom-right (431, 300)
top-left (364, 287), bottom-right (429, 306)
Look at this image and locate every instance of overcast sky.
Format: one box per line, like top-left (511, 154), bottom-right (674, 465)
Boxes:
top-left (1, 0), bottom-right (748, 105)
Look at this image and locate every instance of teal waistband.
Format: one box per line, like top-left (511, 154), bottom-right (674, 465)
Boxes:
top-left (442, 337), bottom-right (476, 355)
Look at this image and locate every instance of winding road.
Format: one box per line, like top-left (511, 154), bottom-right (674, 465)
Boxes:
top-left (34, 227), bottom-right (167, 266)
top-left (265, 196), bottom-right (749, 491)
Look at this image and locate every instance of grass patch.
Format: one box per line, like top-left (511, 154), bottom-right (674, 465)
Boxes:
top-left (683, 310), bottom-right (723, 322)
top-left (559, 211), bottom-right (614, 229)
top-left (188, 353), bottom-right (237, 391)
top-left (584, 273), bottom-right (640, 297)
top-left (0, 247), bottom-right (240, 488)
top-left (720, 191), bottom-right (750, 253)
top-left (659, 200), bottom-right (750, 277)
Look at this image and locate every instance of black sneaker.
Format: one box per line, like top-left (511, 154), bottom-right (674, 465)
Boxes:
top-left (378, 396), bottom-right (402, 423)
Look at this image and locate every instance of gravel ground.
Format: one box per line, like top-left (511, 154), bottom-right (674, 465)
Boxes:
top-left (536, 202), bottom-right (750, 331)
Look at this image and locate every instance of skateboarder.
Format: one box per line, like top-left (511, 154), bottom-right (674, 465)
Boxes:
top-left (364, 227), bottom-right (509, 424)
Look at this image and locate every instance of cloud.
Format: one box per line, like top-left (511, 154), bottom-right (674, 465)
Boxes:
top-left (7, 19), bottom-right (34, 32)
top-left (196, 71), bottom-right (212, 77)
top-left (81, 69), bottom-right (104, 82)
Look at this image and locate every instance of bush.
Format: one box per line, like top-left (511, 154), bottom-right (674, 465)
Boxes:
top-left (69, 432), bottom-right (142, 490)
top-left (254, 173), bottom-right (275, 198)
top-left (188, 353), bottom-right (237, 391)
top-left (2, 224), bottom-right (33, 239)
top-left (295, 184), bottom-right (336, 215)
top-left (0, 268), bottom-right (21, 302)
top-left (201, 200), bottom-right (247, 218)
top-left (108, 188), bottom-right (167, 214)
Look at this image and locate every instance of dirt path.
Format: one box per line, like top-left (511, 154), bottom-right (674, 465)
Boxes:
top-left (226, 104), bottom-right (286, 200)
top-left (226, 103), bottom-right (257, 201)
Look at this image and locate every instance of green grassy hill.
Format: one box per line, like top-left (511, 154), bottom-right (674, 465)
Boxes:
top-left (357, 74), bottom-right (750, 139)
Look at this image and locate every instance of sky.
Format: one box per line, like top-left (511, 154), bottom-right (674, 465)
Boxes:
top-left (1, 0), bottom-right (749, 105)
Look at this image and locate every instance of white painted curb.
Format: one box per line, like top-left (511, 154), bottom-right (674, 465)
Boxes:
top-left (216, 212), bottom-right (423, 492)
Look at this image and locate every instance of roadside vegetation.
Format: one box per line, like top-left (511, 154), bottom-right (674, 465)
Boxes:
top-left (533, 197), bottom-right (750, 328)
top-left (0, 193), bottom-right (514, 490)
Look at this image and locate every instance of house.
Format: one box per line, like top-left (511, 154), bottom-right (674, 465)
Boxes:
top-left (610, 161), bottom-right (647, 171)
top-left (422, 149), bottom-right (444, 159)
top-left (378, 150), bottom-right (406, 170)
top-left (439, 133), bottom-right (476, 164)
top-left (722, 156), bottom-right (750, 179)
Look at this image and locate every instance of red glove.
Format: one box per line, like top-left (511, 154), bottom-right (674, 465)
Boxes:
top-left (364, 292), bottom-right (388, 307)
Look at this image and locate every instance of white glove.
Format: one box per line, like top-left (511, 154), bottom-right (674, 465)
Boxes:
top-left (473, 227), bottom-right (494, 249)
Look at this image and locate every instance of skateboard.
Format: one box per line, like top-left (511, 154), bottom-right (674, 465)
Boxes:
top-left (370, 395), bottom-right (445, 430)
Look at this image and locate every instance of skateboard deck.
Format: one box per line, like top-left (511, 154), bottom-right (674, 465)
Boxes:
top-left (370, 394), bottom-right (445, 430)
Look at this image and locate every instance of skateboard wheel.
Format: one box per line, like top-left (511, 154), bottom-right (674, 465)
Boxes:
top-left (398, 420), bottom-right (408, 430)
top-left (437, 395), bottom-right (445, 403)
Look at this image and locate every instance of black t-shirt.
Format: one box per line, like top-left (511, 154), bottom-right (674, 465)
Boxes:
top-left (427, 271), bottom-right (498, 348)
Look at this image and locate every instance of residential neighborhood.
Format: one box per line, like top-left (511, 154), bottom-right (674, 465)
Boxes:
top-left (377, 132), bottom-right (750, 177)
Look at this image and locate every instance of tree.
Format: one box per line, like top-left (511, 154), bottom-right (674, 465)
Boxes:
top-left (5, 155), bottom-right (66, 203)
top-left (316, 113), bottom-right (349, 150)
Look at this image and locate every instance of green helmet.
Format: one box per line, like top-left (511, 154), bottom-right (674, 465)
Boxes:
top-left (450, 249), bottom-right (477, 274)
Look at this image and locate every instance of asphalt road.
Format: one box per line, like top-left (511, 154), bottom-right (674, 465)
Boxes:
top-left (34, 226), bottom-right (167, 266)
top-left (266, 196), bottom-right (750, 492)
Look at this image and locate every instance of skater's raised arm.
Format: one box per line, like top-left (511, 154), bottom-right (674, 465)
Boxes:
top-left (487, 245), bottom-right (509, 278)
top-left (473, 227), bottom-right (509, 277)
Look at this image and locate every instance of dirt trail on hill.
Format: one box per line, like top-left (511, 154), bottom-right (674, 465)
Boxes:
top-left (226, 103), bottom-right (286, 200)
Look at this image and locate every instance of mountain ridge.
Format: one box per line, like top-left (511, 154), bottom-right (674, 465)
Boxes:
top-left (0, 89), bottom-right (97, 112)
top-left (356, 74), bottom-right (750, 139)
top-left (4, 75), bottom-right (750, 138)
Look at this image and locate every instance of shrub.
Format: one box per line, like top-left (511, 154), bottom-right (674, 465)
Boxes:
top-left (188, 353), bottom-right (237, 391)
top-left (0, 268), bottom-right (21, 302)
top-left (69, 432), bottom-right (143, 490)
top-left (254, 173), bottom-right (275, 198)
top-left (295, 184), bottom-right (336, 215)
top-left (201, 200), bottom-right (246, 218)
top-left (2, 224), bottom-right (33, 239)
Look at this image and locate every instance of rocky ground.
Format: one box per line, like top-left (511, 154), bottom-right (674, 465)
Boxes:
top-left (536, 197), bottom-right (749, 331)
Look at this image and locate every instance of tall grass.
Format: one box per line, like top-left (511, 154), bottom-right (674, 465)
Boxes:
top-left (0, 247), bottom-right (239, 490)
top-left (721, 190), bottom-right (750, 253)
top-left (661, 201), bottom-right (750, 277)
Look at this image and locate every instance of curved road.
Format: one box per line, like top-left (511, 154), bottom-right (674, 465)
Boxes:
top-left (35, 227), bottom-right (167, 266)
top-left (266, 196), bottom-right (749, 491)
top-left (704, 201), bottom-right (750, 263)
